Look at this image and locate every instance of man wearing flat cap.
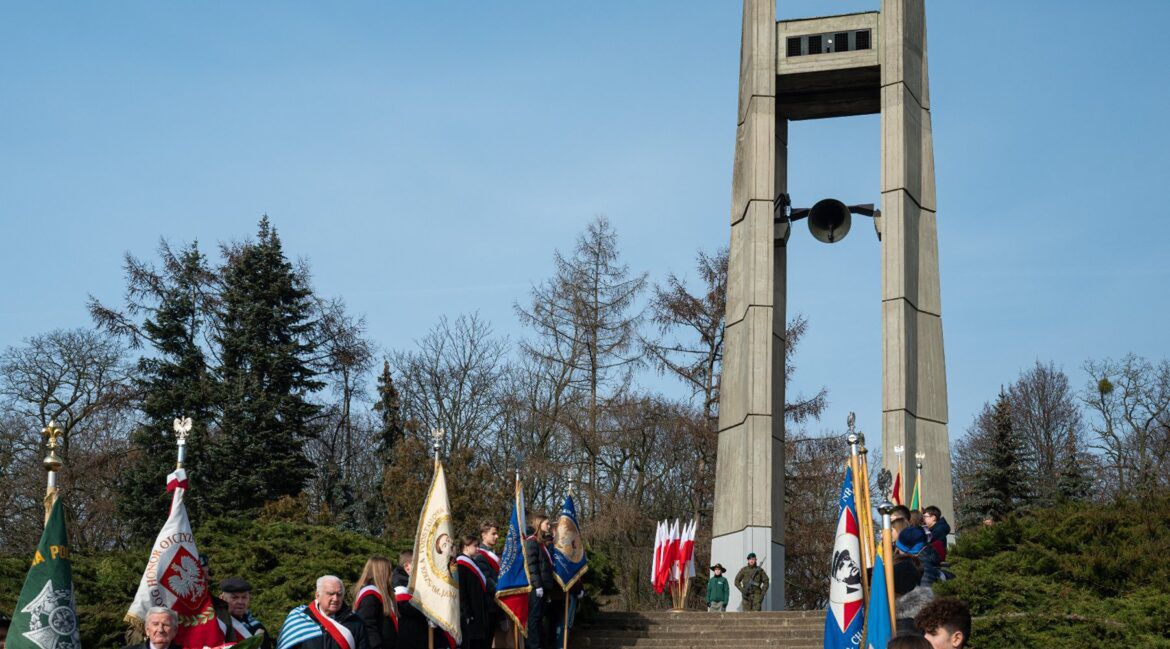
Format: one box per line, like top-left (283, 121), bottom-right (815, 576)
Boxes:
top-left (734, 553), bottom-right (769, 611)
top-left (218, 577), bottom-right (272, 649)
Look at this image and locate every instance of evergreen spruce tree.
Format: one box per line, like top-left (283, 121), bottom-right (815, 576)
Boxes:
top-left (970, 391), bottom-right (1032, 521)
top-left (1056, 429), bottom-right (1092, 502)
top-left (210, 217), bottom-right (322, 513)
top-left (104, 244), bottom-right (216, 541)
top-left (373, 360), bottom-right (405, 456)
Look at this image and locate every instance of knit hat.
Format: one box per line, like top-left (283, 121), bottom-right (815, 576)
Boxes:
top-left (896, 526), bottom-right (927, 555)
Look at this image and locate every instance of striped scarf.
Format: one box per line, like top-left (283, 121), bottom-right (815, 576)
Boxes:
top-left (276, 605), bottom-right (320, 649)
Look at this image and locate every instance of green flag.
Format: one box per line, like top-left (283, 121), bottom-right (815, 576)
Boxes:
top-left (9, 498), bottom-right (80, 649)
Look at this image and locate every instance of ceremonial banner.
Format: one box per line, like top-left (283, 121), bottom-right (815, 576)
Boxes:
top-left (909, 475), bottom-right (920, 511)
top-left (892, 471), bottom-right (903, 507)
top-left (551, 494), bottom-right (588, 590)
top-left (127, 469), bottom-right (224, 649)
top-left (408, 460), bottom-right (460, 644)
top-left (863, 554), bottom-right (892, 649)
top-left (824, 466), bottom-right (865, 649)
top-left (495, 476), bottom-right (532, 635)
top-left (9, 498), bottom-right (80, 649)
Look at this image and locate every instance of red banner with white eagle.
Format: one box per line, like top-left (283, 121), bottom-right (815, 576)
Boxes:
top-left (125, 468), bottom-right (224, 649)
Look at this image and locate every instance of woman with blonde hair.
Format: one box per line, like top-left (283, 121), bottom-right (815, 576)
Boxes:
top-left (353, 556), bottom-right (398, 649)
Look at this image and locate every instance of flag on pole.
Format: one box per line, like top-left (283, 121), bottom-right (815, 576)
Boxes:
top-left (650, 521), bottom-right (665, 594)
top-left (892, 471), bottom-right (903, 507)
top-left (667, 520), bottom-right (681, 581)
top-left (824, 466), bottom-right (865, 649)
top-left (551, 493), bottom-right (588, 590)
top-left (495, 476), bottom-right (532, 636)
top-left (9, 498), bottom-right (79, 649)
top-left (910, 475), bottom-right (920, 511)
top-left (408, 460), bottom-right (461, 645)
top-left (863, 554), bottom-right (892, 649)
top-left (680, 519), bottom-right (696, 579)
top-left (126, 469), bottom-right (224, 649)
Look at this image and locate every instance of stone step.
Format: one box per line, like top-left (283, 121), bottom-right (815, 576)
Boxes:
top-left (568, 610), bottom-right (824, 649)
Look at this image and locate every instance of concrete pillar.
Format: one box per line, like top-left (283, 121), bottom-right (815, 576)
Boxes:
top-left (711, 0), bottom-right (783, 612)
top-left (879, 0), bottom-right (954, 524)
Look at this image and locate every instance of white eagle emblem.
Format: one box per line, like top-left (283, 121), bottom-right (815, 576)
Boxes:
top-left (164, 553), bottom-right (206, 603)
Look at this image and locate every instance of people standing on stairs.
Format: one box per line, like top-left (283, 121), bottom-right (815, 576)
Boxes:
top-left (734, 553), bottom-right (769, 611)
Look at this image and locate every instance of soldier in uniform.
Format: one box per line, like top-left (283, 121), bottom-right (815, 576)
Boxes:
top-left (734, 553), bottom-right (770, 611)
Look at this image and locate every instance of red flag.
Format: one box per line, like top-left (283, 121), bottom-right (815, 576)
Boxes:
top-left (680, 520), bottom-right (696, 579)
top-left (892, 471), bottom-right (903, 506)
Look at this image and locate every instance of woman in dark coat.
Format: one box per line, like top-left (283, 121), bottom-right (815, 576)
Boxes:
top-left (456, 534), bottom-right (491, 649)
top-left (354, 556), bottom-right (398, 649)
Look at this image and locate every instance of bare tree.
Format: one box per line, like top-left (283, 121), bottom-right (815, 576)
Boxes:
top-left (1008, 361), bottom-right (1090, 504)
top-left (0, 328), bottom-right (137, 551)
top-left (515, 215), bottom-right (647, 512)
top-left (392, 313), bottom-right (508, 457)
top-left (1083, 355), bottom-right (1170, 498)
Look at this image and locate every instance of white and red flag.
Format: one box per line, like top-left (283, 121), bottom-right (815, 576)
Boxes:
top-left (650, 521), bottom-right (665, 594)
top-left (680, 519), bottom-right (696, 579)
top-left (126, 469), bottom-right (224, 649)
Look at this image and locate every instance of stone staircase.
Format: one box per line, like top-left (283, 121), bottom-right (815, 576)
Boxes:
top-left (568, 610), bottom-right (824, 649)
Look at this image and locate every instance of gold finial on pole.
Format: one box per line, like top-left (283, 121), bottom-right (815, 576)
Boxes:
top-left (42, 419), bottom-right (64, 523)
top-left (173, 417), bottom-right (193, 470)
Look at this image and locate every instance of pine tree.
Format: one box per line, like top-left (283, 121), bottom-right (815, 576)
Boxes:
top-left (373, 360), bottom-right (405, 456)
top-left (970, 391), bottom-right (1032, 521)
top-left (96, 243), bottom-right (217, 541)
top-left (210, 217), bottom-right (322, 513)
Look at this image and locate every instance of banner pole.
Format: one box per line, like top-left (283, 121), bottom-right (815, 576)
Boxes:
top-left (562, 595), bottom-right (570, 649)
top-left (847, 423), bottom-right (870, 607)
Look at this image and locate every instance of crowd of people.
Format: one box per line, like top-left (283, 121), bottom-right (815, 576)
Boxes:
top-left (699, 503), bottom-right (973, 649)
top-left (111, 513), bottom-right (581, 649)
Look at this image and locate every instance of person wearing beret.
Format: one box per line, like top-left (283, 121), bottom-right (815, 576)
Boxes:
top-left (219, 576), bottom-right (273, 649)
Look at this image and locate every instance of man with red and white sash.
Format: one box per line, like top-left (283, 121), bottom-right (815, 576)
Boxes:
top-left (457, 535), bottom-right (491, 649)
top-left (276, 576), bottom-right (368, 649)
top-left (472, 522), bottom-right (501, 638)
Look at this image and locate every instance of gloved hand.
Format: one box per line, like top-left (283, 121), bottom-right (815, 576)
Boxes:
top-left (535, 587), bottom-right (544, 598)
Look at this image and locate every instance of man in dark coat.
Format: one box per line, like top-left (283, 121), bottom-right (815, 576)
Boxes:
top-left (276, 576), bottom-right (369, 649)
top-left (122, 607), bottom-right (182, 649)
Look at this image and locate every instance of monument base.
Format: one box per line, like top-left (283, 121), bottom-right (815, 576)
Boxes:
top-left (710, 526), bottom-right (785, 611)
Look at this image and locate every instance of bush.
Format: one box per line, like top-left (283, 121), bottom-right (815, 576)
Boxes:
top-left (937, 497), bottom-right (1170, 648)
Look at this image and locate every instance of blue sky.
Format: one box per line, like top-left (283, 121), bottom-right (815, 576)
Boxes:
top-left (2, 1), bottom-right (1168, 446)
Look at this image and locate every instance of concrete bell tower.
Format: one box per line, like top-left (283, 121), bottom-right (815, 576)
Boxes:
top-left (711, 0), bottom-right (952, 612)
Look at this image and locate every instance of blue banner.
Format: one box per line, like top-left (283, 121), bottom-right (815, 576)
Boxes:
top-left (495, 478), bottom-right (532, 634)
top-left (551, 494), bottom-right (588, 590)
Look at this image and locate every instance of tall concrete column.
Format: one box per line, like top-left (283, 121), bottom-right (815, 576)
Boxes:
top-left (711, 0), bottom-right (783, 612)
top-left (879, 0), bottom-right (954, 524)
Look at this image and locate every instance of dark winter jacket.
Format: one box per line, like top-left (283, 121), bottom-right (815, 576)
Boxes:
top-left (391, 566), bottom-right (441, 649)
top-left (355, 586), bottom-right (397, 649)
top-left (457, 556), bottom-right (491, 641)
top-left (925, 517), bottom-right (951, 562)
top-left (524, 529), bottom-right (557, 593)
